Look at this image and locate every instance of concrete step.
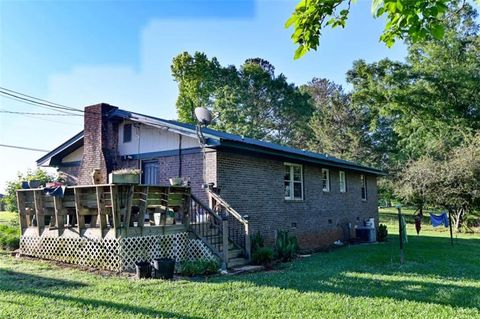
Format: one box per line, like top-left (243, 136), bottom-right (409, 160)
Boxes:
top-left (228, 257), bottom-right (249, 268)
top-left (228, 248), bottom-right (243, 259)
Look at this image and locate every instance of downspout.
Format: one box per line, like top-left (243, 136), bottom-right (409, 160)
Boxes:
top-left (178, 134), bottom-right (182, 177)
top-left (136, 123), bottom-right (141, 183)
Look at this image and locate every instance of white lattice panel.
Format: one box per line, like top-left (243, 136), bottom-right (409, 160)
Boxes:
top-left (187, 239), bottom-right (216, 261)
top-left (20, 236), bottom-right (121, 271)
top-left (20, 232), bottom-right (217, 272)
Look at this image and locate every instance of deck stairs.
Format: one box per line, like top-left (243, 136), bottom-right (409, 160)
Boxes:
top-left (189, 193), bottom-right (250, 269)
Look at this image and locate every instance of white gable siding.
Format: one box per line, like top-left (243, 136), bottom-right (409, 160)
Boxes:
top-left (61, 146), bottom-right (84, 163)
top-left (118, 122), bottom-right (199, 155)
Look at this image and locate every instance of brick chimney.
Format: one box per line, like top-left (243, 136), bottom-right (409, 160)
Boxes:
top-left (78, 103), bottom-right (119, 185)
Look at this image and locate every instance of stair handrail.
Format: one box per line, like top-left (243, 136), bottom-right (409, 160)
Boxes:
top-left (190, 193), bottom-right (222, 222)
top-left (207, 190), bottom-right (249, 225)
top-left (207, 189), bottom-right (251, 261)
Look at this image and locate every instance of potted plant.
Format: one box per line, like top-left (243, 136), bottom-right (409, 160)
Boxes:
top-left (109, 168), bottom-right (141, 184)
top-left (169, 177), bottom-right (183, 186)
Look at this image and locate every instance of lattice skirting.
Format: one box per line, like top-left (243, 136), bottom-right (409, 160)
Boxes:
top-left (20, 232), bottom-right (217, 272)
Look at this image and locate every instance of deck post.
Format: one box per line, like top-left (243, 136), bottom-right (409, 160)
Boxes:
top-left (222, 215), bottom-right (229, 269)
top-left (183, 194), bottom-right (191, 227)
top-left (33, 190), bottom-right (45, 235)
top-left (53, 196), bottom-right (64, 235)
top-left (124, 185), bottom-right (134, 230)
top-left (74, 188), bottom-right (85, 232)
top-left (16, 191), bottom-right (27, 234)
top-left (244, 220), bottom-right (251, 261)
top-left (110, 185), bottom-right (121, 237)
top-left (96, 186), bottom-right (107, 237)
top-left (138, 186), bottom-right (148, 228)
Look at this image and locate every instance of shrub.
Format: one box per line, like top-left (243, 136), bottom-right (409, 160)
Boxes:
top-left (377, 224), bottom-right (388, 242)
top-left (252, 246), bottom-right (275, 267)
top-left (274, 230), bottom-right (298, 262)
top-left (180, 259), bottom-right (219, 276)
top-left (0, 224), bottom-right (20, 250)
top-left (250, 232), bottom-right (264, 253)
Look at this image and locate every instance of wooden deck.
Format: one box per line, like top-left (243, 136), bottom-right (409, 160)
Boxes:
top-left (16, 184), bottom-right (191, 239)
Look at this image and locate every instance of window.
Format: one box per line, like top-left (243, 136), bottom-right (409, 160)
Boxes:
top-left (339, 171), bottom-right (346, 193)
top-left (361, 174), bottom-right (367, 200)
top-left (321, 168), bottom-right (330, 192)
top-left (284, 163), bottom-right (303, 200)
top-left (123, 124), bottom-right (132, 143)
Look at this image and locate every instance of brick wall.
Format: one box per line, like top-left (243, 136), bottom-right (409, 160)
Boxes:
top-left (113, 149), bottom-right (216, 203)
top-left (215, 150), bottom-right (378, 250)
top-left (77, 103), bottom-right (119, 185)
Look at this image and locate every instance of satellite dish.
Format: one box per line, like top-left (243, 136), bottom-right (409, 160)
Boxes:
top-left (194, 107), bottom-right (213, 126)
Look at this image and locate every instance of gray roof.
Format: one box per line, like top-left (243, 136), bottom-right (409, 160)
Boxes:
top-left (37, 107), bottom-right (386, 176)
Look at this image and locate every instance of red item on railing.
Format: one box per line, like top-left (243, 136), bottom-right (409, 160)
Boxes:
top-left (46, 181), bottom-right (64, 188)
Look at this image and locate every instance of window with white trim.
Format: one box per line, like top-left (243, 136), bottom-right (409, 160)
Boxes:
top-left (322, 168), bottom-right (330, 192)
top-left (361, 174), bottom-right (367, 200)
top-left (339, 171), bottom-right (346, 193)
top-left (284, 163), bottom-right (303, 200)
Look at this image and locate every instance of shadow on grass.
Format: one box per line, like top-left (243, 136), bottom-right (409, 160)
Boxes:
top-left (214, 235), bottom-right (480, 310)
top-left (0, 269), bottom-right (202, 319)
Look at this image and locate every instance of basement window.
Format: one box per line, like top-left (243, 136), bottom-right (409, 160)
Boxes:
top-left (123, 124), bottom-right (132, 143)
top-left (284, 163), bottom-right (303, 200)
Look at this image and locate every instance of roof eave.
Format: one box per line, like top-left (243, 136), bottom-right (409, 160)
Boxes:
top-left (36, 131), bottom-right (84, 167)
top-left (218, 140), bottom-right (386, 176)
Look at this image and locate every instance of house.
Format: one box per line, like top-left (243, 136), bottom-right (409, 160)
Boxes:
top-left (34, 103), bottom-right (384, 268)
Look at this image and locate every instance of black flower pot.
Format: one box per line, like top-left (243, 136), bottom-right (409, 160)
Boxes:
top-left (152, 258), bottom-right (175, 279)
top-left (135, 261), bottom-right (152, 279)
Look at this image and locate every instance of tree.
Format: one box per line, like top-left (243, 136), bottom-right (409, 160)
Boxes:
top-left (285, 0), bottom-right (478, 59)
top-left (171, 53), bottom-right (313, 147)
top-left (171, 52), bottom-right (222, 123)
top-left (3, 169), bottom-right (56, 212)
top-left (396, 135), bottom-right (480, 232)
top-left (301, 78), bottom-right (371, 163)
top-left (346, 4), bottom-right (480, 160)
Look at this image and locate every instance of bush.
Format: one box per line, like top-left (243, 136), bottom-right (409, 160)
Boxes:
top-left (0, 224), bottom-right (20, 250)
top-left (180, 259), bottom-right (219, 276)
top-left (252, 246), bottom-right (275, 267)
top-left (377, 224), bottom-right (388, 242)
top-left (275, 230), bottom-right (298, 262)
top-left (250, 232), bottom-right (264, 253)
top-left (3, 168), bottom-right (56, 212)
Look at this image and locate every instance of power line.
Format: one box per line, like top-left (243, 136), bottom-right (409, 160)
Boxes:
top-left (0, 94), bottom-right (78, 115)
top-left (0, 109), bottom-right (82, 116)
top-left (0, 144), bottom-right (49, 152)
top-left (0, 86), bottom-right (82, 112)
top-left (0, 90), bottom-right (83, 115)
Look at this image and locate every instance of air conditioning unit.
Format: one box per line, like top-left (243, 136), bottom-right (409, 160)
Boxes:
top-left (355, 226), bottom-right (376, 243)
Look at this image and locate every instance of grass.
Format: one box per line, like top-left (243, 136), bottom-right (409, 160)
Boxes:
top-left (0, 211), bottom-right (17, 225)
top-left (0, 209), bottom-right (479, 318)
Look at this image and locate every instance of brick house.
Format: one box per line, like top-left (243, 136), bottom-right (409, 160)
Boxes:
top-left (38, 103), bottom-right (385, 252)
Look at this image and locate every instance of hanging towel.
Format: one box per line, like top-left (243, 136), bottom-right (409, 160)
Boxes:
top-left (400, 215), bottom-right (408, 244)
top-left (429, 211), bottom-right (449, 228)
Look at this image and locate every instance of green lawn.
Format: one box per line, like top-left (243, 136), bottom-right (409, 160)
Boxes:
top-left (0, 209), bottom-right (479, 318)
top-left (0, 211), bottom-right (17, 225)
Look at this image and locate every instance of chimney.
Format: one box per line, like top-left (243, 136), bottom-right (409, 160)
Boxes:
top-left (78, 103), bottom-right (118, 185)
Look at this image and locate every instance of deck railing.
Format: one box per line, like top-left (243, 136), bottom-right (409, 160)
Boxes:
top-left (16, 185), bottom-right (191, 238)
top-left (189, 194), bottom-right (224, 259)
top-left (208, 190), bottom-right (251, 261)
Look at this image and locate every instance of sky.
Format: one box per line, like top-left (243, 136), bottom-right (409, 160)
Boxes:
top-left (0, 0), bottom-right (407, 193)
